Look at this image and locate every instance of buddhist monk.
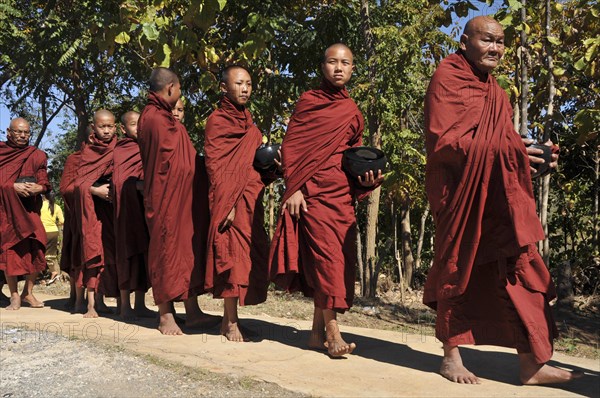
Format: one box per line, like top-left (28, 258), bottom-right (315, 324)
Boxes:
top-left (270, 44), bottom-right (383, 356)
top-left (113, 111), bottom-right (154, 320)
top-left (0, 117), bottom-right (50, 310)
top-left (423, 16), bottom-right (581, 385)
top-left (138, 67), bottom-right (219, 335)
top-left (73, 110), bottom-right (117, 318)
top-left (205, 65), bottom-right (272, 341)
top-left (172, 98), bottom-right (185, 122)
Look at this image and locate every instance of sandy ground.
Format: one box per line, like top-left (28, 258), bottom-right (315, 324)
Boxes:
top-left (1, 289), bottom-right (599, 398)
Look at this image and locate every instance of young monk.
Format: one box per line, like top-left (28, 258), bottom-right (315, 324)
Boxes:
top-left (112, 111), bottom-right (154, 320)
top-left (270, 44), bottom-right (383, 356)
top-left (204, 66), bottom-right (272, 341)
top-left (172, 98), bottom-right (185, 122)
top-left (137, 67), bottom-right (219, 335)
top-left (73, 110), bottom-right (117, 318)
top-left (0, 117), bottom-right (50, 310)
top-left (423, 16), bottom-right (581, 385)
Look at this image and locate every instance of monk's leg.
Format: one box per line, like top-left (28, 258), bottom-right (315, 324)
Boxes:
top-left (519, 353), bottom-right (584, 385)
top-left (20, 273), bottom-right (44, 308)
top-left (95, 291), bottom-right (112, 314)
top-left (133, 291), bottom-right (155, 318)
top-left (5, 275), bottom-right (21, 310)
top-left (221, 297), bottom-right (246, 342)
top-left (308, 306), bottom-right (326, 350)
top-left (64, 279), bottom-right (76, 311)
top-left (184, 296), bottom-right (222, 329)
top-left (158, 301), bottom-right (182, 335)
top-left (439, 344), bottom-right (480, 384)
top-left (83, 289), bottom-right (99, 318)
top-left (323, 309), bottom-right (355, 357)
top-left (74, 284), bottom-right (86, 313)
top-left (119, 289), bottom-right (136, 320)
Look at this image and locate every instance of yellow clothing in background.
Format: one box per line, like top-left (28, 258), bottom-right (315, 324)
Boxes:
top-left (40, 199), bottom-right (64, 233)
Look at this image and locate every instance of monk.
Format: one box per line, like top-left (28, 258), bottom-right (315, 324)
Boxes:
top-left (423, 16), bottom-right (581, 385)
top-left (73, 110), bottom-right (118, 317)
top-left (205, 66), bottom-right (272, 341)
top-left (0, 117), bottom-right (50, 310)
top-left (138, 67), bottom-right (219, 335)
top-left (270, 44), bottom-right (383, 356)
top-left (172, 98), bottom-right (185, 122)
top-left (112, 111), bottom-right (154, 320)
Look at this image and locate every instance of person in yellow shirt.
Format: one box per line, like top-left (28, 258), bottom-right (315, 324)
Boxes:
top-left (40, 192), bottom-right (64, 284)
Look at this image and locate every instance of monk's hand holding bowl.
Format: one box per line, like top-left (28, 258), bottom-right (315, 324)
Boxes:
top-left (523, 138), bottom-right (559, 174)
top-left (24, 182), bottom-right (44, 196)
top-left (13, 182), bottom-right (31, 197)
top-left (283, 190), bottom-right (307, 219)
top-left (90, 183), bottom-right (111, 202)
top-left (274, 149), bottom-right (283, 172)
top-left (218, 207), bottom-right (236, 232)
top-left (357, 169), bottom-right (384, 188)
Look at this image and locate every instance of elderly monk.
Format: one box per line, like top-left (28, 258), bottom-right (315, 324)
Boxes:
top-left (205, 66), bottom-right (272, 341)
top-left (270, 44), bottom-right (383, 356)
top-left (0, 117), bottom-right (50, 310)
top-left (138, 67), bottom-right (218, 335)
top-left (73, 110), bottom-right (118, 318)
top-left (423, 16), bottom-right (581, 385)
top-left (112, 111), bottom-right (154, 320)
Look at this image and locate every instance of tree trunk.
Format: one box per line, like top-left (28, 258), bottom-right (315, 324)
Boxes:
top-left (400, 201), bottom-right (415, 288)
top-left (360, 0), bottom-right (382, 298)
top-left (415, 206), bottom-right (429, 270)
top-left (357, 219), bottom-right (365, 295)
top-left (594, 145), bottom-right (599, 254)
top-left (392, 200), bottom-right (404, 302)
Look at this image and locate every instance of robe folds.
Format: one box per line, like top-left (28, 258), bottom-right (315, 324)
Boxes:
top-left (269, 79), bottom-right (374, 313)
top-left (73, 135), bottom-right (117, 292)
top-left (59, 148), bottom-right (84, 278)
top-left (423, 51), bottom-right (556, 363)
top-left (0, 141), bottom-right (50, 276)
top-left (138, 92), bottom-right (208, 305)
top-left (204, 96), bottom-right (269, 305)
top-left (112, 138), bottom-right (150, 292)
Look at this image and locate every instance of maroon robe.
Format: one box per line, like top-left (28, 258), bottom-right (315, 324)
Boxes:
top-left (137, 92), bottom-right (207, 305)
top-left (204, 96), bottom-right (269, 305)
top-left (59, 148), bottom-right (84, 279)
top-left (269, 80), bottom-right (374, 313)
top-left (112, 137), bottom-right (149, 292)
top-left (0, 141), bottom-right (49, 276)
top-left (73, 135), bottom-right (117, 293)
top-left (423, 52), bottom-right (556, 364)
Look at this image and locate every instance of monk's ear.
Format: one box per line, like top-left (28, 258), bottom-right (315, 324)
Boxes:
top-left (219, 81), bottom-right (227, 94)
top-left (166, 82), bottom-right (174, 96)
top-left (459, 34), bottom-right (468, 51)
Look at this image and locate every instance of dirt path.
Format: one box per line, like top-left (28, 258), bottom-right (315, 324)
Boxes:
top-left (1, 291), bottom-right (598, 397)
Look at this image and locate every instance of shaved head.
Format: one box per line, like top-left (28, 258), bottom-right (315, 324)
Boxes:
top-left (6, 117), bottom-right (31, 147)
top-left (121, 111), bottom-right (140, 125)
top-left (463, 16), bottom-right (502, 36)
top-left (93, 109), bottom-right (115, 124)
top-left (221, 65), bottom-right (251, 84)
top-left (149, 67), bottom-right (180, 92)
top-left (9, 117), bottom-right (30, 130)
top-left (322, 43), bottom-right (353, 64)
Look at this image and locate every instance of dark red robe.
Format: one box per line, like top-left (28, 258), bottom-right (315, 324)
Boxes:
top-left (204, 96), bottom-right (269, 305)
top-left (269, 80), bottom-right (374, 313)
top-left (59, 148), bottom-right (84, 279)
top-left (112, 137), bottom-right (149, 292)
top-left (73, 135), bottom-right (117, 293)
top-left (0, 141), bottom-right (49, 276)
top-left (137, 92), bottom-right (207, 305)
top-left (423, 52), bottom-right (556, 364)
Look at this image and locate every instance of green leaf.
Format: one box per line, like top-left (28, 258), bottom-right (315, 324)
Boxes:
top-left (142, 23), bottom-right (159, 41)
top-left (547, 36), bottom-right (560, 46)
top-left (499, 14), bottom-right (513, 27)
top-left (585, 43), bottom-right (598, 62)
top-left (552, 67), bottom-right (566, 76)
top-left (247, 12), bottom-right (259, 28)
top-left (160, 43), bottom-right (171, 67)
top-left (507, 0), bottom-right (523, 11)
top-left (574, 56), bottom-right (587, 71)
top-left (217, 0), bottom-right (226, 11)
top-left (115, 31), bottom-right (130, 44)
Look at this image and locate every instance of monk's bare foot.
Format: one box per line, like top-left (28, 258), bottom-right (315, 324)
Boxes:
top-left (440, 356), bottom-right (480, 384)
top-left (324, 320), bottom-right (355, 357)
top-left (95, 301), bottom-right (113, 314)
top-left (5, 295), bottom-right (21, 310)
top-left (308, 331), bottom-right (326, 351)
top-left (222, 321), bottom-right (248, 342)
top-left (134, 306), bottom-right (156, 318)
top-left (520, 355), bottom-right (584, 385)
top-left (20, 294), bottom-right (44, 308)
top-left (119, 307), bottom-right (138, 321)
top-left (158, 313), bottom-right (183, 335)
top-left (83, 307), bottom-right (99, 318)
top-left (186, 313), bottom-right (222, 329)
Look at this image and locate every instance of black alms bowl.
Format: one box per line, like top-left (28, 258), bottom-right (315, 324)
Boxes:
top-left (254, 144), bottom-right (281, 171)
top-left (342, 146), bottom-right (388, 179)
top-left (529, 143), bottom-right (552, 179)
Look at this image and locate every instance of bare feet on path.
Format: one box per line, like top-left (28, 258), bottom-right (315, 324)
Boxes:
top-left (308, 330), bottom-right (326, 351)
top-left (158, 313), bottom-right (183, 335)
top-left (324, 320), bottom-right (355, 357)
top-left (83, 305), bottom-right (99, 318)
top-left (440, 356), bottom-right (480, 384)
top-left (221, 320), bottom-right (248, 342)
top-left (519, 354), bottom-right (584, 385)
top-left (20, 294), bottom-right (44, 308)
top-left (5, 294), bottom-right (21, 310)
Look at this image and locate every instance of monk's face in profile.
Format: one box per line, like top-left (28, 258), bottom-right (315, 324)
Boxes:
top-left (6, 119), bottom-right (31, 147)
top-left (172, 99), bottom-right (185, 121)
top-left (460, 18), bottom-right (505, 74)
top-left (92, 113), bottom-right (116, 143)
top-left (321, 46), bottom-right (354, 88)
top-left (120, 113), bottom-right (140, 140)
top-left (221, 68), bottom-right (252, 107)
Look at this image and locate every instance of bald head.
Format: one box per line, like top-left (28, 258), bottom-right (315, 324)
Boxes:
top-left (93, 109), bottom-right (115, 124)
top-left (6, 117), bottom-right (31, 147)
top-left (92, 109), bottom-right (116, 143)
top-left (322, 43), bottom-right (353, 64)
top-left (221, 65), bottom-right (251, 85)
top-left (149, 67), bottom-right (180, 92)
top-left (463, 16), bottom-right (502, 36)
top-left (460, 16), bottom-right (505, 74)
top-left (120, 111), bottom-right (139, 125)
top-left (120, 111), bottom-right (140, 139)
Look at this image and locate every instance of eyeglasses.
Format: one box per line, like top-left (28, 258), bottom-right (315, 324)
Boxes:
top-left (8, 128), bottom-right (31, 137)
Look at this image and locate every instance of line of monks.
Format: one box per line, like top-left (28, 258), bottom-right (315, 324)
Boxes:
top-left (0, 17), bottom-right (584, 385)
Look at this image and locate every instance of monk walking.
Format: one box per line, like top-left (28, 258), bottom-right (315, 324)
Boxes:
top-left (73, 110), bottom-right (118, 317)
top-left (423, 16), bottom-right (582, 385)
top-left (0, 117), bottom-right (49, 310)
top-left (205, 66), bottom-right (272, 341)
top-left (112, 111), bottom-right (154, 320)
top-left (138, 67), bottom-right (219, 335)
top-left (270, 44), bottom-right (383, 356)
